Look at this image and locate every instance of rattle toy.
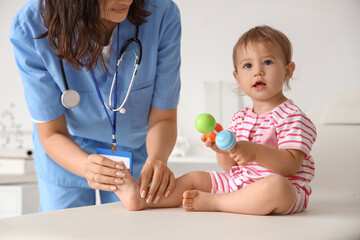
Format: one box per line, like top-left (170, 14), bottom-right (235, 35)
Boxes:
top-left (195, 113), bottom-right (236, 151)
top-left (195, 113), bottom-right (223, 142)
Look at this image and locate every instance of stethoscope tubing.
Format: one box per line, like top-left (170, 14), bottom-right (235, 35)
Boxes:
top-left (58, 24), bottom-right (142, 149)
top-left (106, 55), bottom-right (139, 112)
top-left (59, 59), bottom-right (68, 90)
top-left (105, 26), bottom-right (142, 112)
top-left (59, 25), bottom-right (141, 114)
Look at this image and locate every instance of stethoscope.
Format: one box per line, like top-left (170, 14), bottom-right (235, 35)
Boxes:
top-left (59, 24), bottom-right (142, 152)
top-left (59, 25), bottom-right (142, 115)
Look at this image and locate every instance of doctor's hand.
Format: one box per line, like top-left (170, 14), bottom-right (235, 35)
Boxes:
top-left (139, 158), bottom-right (176, 204)
top-left (85, 154), bottom-right (128, 191)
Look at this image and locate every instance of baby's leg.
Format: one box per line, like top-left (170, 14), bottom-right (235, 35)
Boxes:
top-left (114, 169), bottom-right (212, 211)
top-left (183, 175), bottom-right (296, 215)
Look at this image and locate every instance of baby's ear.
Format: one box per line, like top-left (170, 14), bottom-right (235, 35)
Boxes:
top-left (233, 71), bottom-right (240, 83)
top-left (285, 62), bottom-right (296, 80)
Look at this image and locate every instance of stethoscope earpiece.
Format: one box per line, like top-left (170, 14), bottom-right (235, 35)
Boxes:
top-left (61, 89), bottom-right (80, 109)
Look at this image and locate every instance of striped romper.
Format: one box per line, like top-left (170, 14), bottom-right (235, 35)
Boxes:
top-left (209, 100), bottom-right (317, 214)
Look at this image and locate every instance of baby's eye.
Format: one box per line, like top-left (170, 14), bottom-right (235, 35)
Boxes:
top-left (244, 63), bottom-right (252, 69)
top-left (264, 60), bottom-right (272, 65)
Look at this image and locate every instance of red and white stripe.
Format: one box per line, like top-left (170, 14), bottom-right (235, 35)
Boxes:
top-left (210, 100), bottom-right (317, 212)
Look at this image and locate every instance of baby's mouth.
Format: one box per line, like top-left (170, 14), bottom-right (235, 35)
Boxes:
top-left (253, 80), bottom-right (266, 88)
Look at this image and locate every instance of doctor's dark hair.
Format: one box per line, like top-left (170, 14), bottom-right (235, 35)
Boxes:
top-left (38, 0), bottom-right (151, 71)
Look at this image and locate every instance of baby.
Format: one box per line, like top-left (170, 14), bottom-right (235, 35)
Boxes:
top-left (114, 25), bottom-right (317, 215)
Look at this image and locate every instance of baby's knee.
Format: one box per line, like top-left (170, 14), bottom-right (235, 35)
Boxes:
top-left (262, 175), bottom-right (296, 213)
top-left (263, 175), bottom-right (293, 196)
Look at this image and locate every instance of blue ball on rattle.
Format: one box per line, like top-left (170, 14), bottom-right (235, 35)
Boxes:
top-left (215, 130), bottom-right (236, 151)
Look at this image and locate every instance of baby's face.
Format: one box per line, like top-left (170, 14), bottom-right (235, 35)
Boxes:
top-left (233, 42), bottom-right (293, 105)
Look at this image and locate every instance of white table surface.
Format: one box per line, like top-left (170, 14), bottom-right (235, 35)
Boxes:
top-left (0, 189), bottom-right (359, 240)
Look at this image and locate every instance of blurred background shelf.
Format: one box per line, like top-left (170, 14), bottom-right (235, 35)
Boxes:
top-left (0, 172), bottom-right (39, 219)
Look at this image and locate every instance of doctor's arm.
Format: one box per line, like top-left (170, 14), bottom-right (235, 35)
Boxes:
top-left (139, 107), bottom-right (177, 204)
top-left (36, 115), bottom-right (124, 191)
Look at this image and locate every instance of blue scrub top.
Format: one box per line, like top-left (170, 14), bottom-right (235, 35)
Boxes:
top-left (10, 0), bottom-right (181, 188)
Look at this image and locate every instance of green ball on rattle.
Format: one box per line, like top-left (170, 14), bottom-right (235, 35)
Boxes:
top-left (195, 113), bottom-right (216, 134)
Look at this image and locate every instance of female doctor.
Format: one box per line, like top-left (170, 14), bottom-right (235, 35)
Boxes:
top-left (10, 0), bottom-right (181, 211)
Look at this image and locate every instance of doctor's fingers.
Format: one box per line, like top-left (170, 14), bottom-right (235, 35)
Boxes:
top-left (164, 173), bottom-right (176, 198)
top-left (153, 172), bottom-right (176, 204)
top-left (87, 176), bottom-right (117, 192)
top-left (145, 171), bottom-right (174, 204)
top-left (90, 171), bottom-right (125, 185)
top-left (88, 154), bottom-right (126, 170)
top-left (144, 172), bottom-right (162, 204)
top-left (87, 167), bottom-right (129, 191)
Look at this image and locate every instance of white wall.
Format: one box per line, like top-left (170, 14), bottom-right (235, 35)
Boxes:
top-left (174, 0), bottom-right (360, 155)
top-left (1, 0), bottom-right (359, 155)
top-left (0, 0), bottom-right (32, 151)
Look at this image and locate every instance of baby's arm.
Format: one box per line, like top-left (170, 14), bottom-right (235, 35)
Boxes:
top-left (216, 151), bottom-right (237, 173)
top-left (201, 135), bottom-right (236, 172)
top-left (229, 141), bottom-right (304, 176)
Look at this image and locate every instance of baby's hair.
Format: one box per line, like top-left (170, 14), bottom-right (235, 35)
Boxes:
top-left (232, 25), bottom-right (293, 72)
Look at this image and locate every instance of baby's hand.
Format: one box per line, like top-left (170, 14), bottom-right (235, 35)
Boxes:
top-left (201, 135), bottom-right (222, 153)
top-left (228, 141), bottom-right (254, 165)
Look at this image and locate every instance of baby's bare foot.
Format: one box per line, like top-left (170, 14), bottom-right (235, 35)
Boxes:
top-left (114, 169), bottom-right (145, 211)
top-left (182, 190), bottom-right (217, 212)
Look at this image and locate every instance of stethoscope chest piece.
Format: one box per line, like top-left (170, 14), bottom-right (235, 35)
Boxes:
top-left (61, 89), bottom-right (80, 109)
